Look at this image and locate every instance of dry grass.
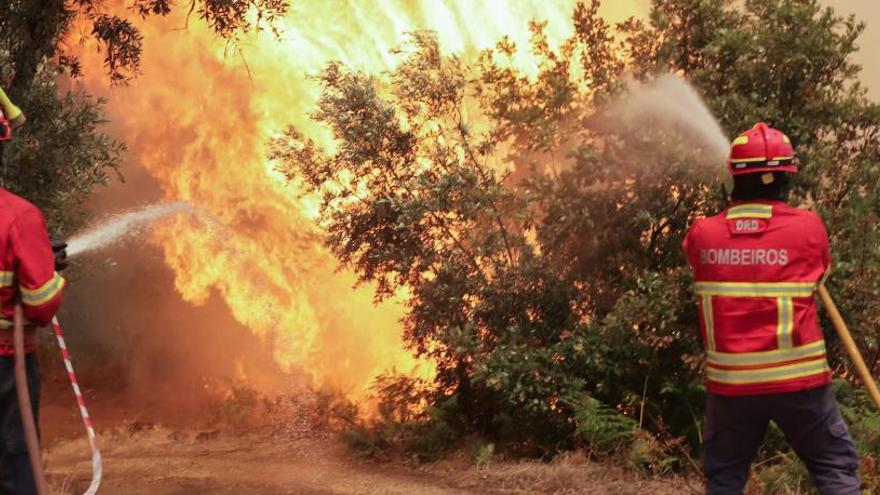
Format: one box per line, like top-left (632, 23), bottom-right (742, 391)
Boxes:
top-left (425, 450), bottom-right (701, 495)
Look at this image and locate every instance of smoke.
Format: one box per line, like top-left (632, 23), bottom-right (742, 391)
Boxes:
top-left (602, 75), bottom-right (730, 173)
top-left (824, 0), bottom-right (880, 98)
top-left (67, 202), bottom-right (193, 257)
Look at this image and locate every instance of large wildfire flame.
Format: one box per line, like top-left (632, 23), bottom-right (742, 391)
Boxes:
top-left (73, 1), bottom-right (647, 397)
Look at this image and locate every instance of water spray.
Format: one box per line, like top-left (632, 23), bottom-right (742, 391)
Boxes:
top-left (606, 74), bottom-right (730, 162)
top-left (42, 200), bottom-right (193, 494)
top-left (67, 201), bottom-right (193, 257)
top-left (12, 201), bottom-right (192, 494)
top-left (5, 79), bottom-right (194, 493)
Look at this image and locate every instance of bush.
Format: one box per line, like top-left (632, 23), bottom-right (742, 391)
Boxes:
top-left (274, 0), bottom-right (880, 481)
top-left (567, 394), bottom-right (637, 454)
top-left (470, 440), bottom-right (495, 468)
top-left (217, 384), bottom-right (262, 429)
top-left (341, 372), bottom-right (463, 463)
top-left (626, 431), bottom-right (682, 476)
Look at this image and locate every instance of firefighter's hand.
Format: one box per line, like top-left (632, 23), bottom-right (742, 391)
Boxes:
top-left (52, 240), bottom-right (68, 272)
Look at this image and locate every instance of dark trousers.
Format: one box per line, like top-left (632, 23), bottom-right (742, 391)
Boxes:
top-left (0, 354), bottom-right (40, 495)
top-left (704, 384), bottom-right (860, 495)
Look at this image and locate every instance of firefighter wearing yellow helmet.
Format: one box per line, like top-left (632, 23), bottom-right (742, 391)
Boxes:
top-left (1, 85), bottom-right (67, 494)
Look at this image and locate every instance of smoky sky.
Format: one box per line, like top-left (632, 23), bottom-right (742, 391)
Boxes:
top-left (824, 1), bottom-right (880, 96)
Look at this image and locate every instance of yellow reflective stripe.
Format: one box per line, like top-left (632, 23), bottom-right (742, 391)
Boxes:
top-left (702, 296), bottom-right (716, 352)
top-left (0, 319), bottom-right (11, 329)
top-left (728, 204), bottom-right (774, 213)
top-left (777, 297), bottom-right (794, 349)
top-left (706, 358), bottom-right (830, 385)
top-left (21, 272), bottom-right (65, 306)
top-left (707, 340), bottom-right (826, 367)
top-left (771, 156), bottom-right (793, 161)
top-left (729, 157), bottom-right (768, 164)
top-left (0, 271), bottom-right (13, 288)
top-left (726, 203), bottom-right (773, 219)
top-left (695, 281), bottom-right (815, 298)
top-left (727, 210), bottom-right (773, 219)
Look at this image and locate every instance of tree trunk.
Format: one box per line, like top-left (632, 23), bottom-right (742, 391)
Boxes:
top-left (10, 0), bottom-right (67, 92)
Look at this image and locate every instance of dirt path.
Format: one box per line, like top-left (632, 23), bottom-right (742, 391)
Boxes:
top-left (44, 426), bottom-right (695, 495)
top-left (47, 428), bottom-right (471, 494)
top-left (38, 381), bottom-right (694, 495)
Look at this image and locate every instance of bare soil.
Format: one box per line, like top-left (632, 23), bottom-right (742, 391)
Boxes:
top-left (39, 382), bottom-right (697, 494)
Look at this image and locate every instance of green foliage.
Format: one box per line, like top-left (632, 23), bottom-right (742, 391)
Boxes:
top-left (275, 0), bottom-right (880, 475)
top-left (470, 440), bottom-right (495, 468)
top-left (0, 0), bottom-right (290, 86)
top-left (341, 425), bottom-right (389, 460)
top-left (0, 0), bottom-right (290, 232)
top-left (0, 57), bottom-right (122, 232)
top-left (566, 394), bottom-right (637, 453)
top-left (626, 431), bottom-right (679, 475)
top-left (0, 77), bottom-right (123, 230)
top-left (341, 372), bottom-right (461, 462)
top-left (834, 380), bottom-right (880, 492)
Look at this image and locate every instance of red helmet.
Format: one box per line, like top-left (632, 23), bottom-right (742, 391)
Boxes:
top-left (728, 122), bottom-right (796, 175)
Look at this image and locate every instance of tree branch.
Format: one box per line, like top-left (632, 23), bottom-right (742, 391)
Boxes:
top-left (455, 100), bottom-right (516, 267)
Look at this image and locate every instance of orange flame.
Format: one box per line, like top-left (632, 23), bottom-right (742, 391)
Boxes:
top-left (73, 1), bottom-right (647, 397)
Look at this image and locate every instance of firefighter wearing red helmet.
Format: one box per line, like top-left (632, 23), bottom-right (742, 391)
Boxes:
top-left (684, 123), bottom-right (860, 494)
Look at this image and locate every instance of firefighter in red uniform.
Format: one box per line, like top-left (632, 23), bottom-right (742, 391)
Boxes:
top-left (0, 87), bottom-right (67, 494)
top-left (684, 123), bottom-right (861, 494)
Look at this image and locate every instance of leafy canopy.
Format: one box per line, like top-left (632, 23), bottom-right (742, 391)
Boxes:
top-left (274, 0), bottom-right (878, 459)
top-left (0, 0), bottom-right (291, 230)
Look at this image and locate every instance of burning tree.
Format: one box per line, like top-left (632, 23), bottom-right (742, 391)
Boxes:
top-left (0, 0), bottom-right (290, 229)
top-left (273, 0), bottom-right (880, 463)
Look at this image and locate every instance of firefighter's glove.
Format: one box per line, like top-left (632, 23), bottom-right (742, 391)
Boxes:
top-left (52, 240), bottom-right (69, 272)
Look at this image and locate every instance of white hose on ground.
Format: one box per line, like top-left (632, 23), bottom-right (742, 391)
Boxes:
top-left (52, 316), bottom-right (102, 495)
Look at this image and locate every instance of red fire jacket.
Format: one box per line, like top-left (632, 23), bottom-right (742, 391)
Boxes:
top-left (0, 187), bottom-right (65, 356)
top-left (683, 200), bottom-right (832, 396)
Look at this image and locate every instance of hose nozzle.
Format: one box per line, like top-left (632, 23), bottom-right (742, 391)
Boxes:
top-left (0, 86), bottom-right (26, 129)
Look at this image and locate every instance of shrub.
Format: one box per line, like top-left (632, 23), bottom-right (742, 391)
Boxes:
top-left (566, 394), bottom-right (637, 454)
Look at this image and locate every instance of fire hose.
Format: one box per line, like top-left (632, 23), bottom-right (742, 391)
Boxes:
top-left (12, 304), bottom-right (48, 495)
top-left (818, 285), bottom-right (880, 411)
top-left (13, 304), bottom-right (103, 495)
